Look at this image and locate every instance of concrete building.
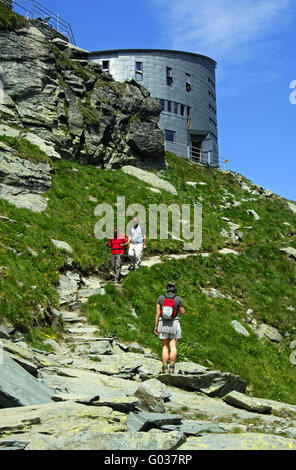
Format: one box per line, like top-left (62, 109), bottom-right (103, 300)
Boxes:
top-left (89, 49), bottom-right (219, 166)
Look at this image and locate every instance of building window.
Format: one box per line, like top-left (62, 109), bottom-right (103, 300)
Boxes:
top-left (208, 90), bottom-right (216, 102)
top-left (158, 98), bottom-right (165, 111)
top-left (173, 102), bottom-right (179, 114)
top-left (166, 67), bottom-right (173, 86)
top-left (165, 130), bottom-right (175, 142)
top-left (167, 100), bottom-right (172, 113)
top-left (208, 76), bottom-right (215, 89)
top-left (135, 62), bottom-right (143, 82)
top-left (187, 106), bottom-right (191, 117)
top-left (102, 60), bottom-right (109, 72)
top-left (209, 104), bottom-right (216, 114)
top-left (180, 104), bottom-right (185, 116)
top-left (186, 73), bottom-right (191, 92)
top-left (209, 117), bottom-right (217, 128)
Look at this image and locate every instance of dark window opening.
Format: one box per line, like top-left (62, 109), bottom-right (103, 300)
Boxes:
top-left (135, 62), bottom-right (143, 82)
top-left (186, 73), bottom-right (191, 92)
top-left (166, 67), bottom-right (173, 86)
top-left (158, 98), bottom-right (165, 111)
top-left (102, 60), bottom-right (109, 72)
top-left (187, 106), bottom-right (191, 117)
top-left (180, 104), bottom-right (185, 116)
top-left (173, 102), bottom-right (179, 114)
top-left (165, 130), bottom-right (175, 142)
top-left (167, 100), bottom-right (172, 113)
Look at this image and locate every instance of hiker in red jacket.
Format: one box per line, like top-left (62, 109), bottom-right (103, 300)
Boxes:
top-left (106, 228), bottom-right (128, 282)
top-left (155, 282), bottom-right (185, 374)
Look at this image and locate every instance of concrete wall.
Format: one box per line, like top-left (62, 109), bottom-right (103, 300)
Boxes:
top-left (89, 49), bottom-right (219, 166)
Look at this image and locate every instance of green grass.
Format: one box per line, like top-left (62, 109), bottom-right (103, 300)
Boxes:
top-left (0, 4), bottom-right (29, 31)
top-left (0, 151), bottom-right (296, 400)
top-left (0, 135), bottom-right (51, 164)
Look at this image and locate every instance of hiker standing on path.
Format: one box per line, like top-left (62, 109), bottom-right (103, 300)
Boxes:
top-left (154, 282), bottom-right (185, 374)
top-left (106, 228), bottom-right (128, 283)
top-left (128, 217), bottom-right (146, 270)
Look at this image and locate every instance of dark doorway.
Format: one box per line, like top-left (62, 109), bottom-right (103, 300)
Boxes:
top-left (191, 139), bottom-right (202, 163)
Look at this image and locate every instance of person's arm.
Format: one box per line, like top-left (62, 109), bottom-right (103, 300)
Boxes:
top-left (141, 226), bottom-right (147, 250)
top-left (179, 306), bottom-right (185, 316)
top-left (154, 304), bottom-right (161, 335)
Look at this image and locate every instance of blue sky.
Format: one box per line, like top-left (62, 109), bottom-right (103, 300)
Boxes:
top-left (16, 0), bottom-right (296, 200)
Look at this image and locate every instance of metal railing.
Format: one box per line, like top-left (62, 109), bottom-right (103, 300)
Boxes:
top-left (3, 0), bottom-right (75, 44)
top-left (164, 140), bottom-right (229, 170)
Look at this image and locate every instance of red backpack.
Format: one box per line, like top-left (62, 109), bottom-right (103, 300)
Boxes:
top-left (161, 295), bottom-right (178, 320)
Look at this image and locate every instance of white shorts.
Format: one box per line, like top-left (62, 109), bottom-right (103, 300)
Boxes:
top-left (158, 319), bottom-right (182, 339)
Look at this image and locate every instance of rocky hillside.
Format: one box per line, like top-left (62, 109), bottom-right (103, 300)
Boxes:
top-left (0, 9), bottom-right (165, 169)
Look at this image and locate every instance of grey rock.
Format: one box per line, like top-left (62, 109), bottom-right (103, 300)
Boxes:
top-left (0, 440), bottom-right (29, 450)
top-left (287, 202), bottom-right (296, 215)
top-left (0, 353), bottom-right (53, 408)
top-left (161, 420), bottom-right (225, 436)
top-left (223, 391), bottom-right (272, 414)
top-left (127, 411), bottom-right (182, 432)
top-left (247, 209), bottom-right (260, 221)
top-left (175, 361), bottom-right (208, 375)
top-left (5, 353), bottom-right (38, 377)
top-left (231, 320), bottom-right (250, 337)
top-left (51, 239), bottom-right (73, 254)
top-left (280, 247), bottom-right (296, 260)
top-left (89, 341), bottom-right (113, 355)
top-left (135, 378), bottom-right (167, 413)
top-left (28, 430), bottom-right (185, 451)
top-left (122, 166), bottom-right (177, 194)
top-left (255, 324), bottom-right (283, 343)
top-left (43, 339), bottom-right (60, 351)
top-left (0, 325), bottom-right (13, 340)
top-left (158, 370), bottom-right (247, 397)
top-left (180, 433), bottom-right (296, 450)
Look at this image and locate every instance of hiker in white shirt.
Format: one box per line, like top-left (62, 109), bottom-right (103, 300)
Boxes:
top-left (128, 217), bottom-right (146, 270)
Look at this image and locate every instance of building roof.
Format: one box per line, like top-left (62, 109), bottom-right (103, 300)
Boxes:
top-left (88, 48), bottom-right (217, 66)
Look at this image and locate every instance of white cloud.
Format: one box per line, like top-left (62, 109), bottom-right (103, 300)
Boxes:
top-left (152, 0), bottom-right (294, 61)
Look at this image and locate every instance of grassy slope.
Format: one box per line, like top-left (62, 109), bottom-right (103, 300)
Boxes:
top-left (0, 3), bottom-right (29, 31)
top-left (0, 150), bottom-right (296, 402)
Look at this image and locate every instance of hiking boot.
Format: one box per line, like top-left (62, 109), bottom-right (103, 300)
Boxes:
top-left (169, 365), bottom-right (175, 374)
top-left (128, 265), bottom-right (135, 271)
top-left (162, 365), bottom-right (169, 374)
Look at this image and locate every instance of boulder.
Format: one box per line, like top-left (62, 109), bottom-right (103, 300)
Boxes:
top-left (280, 247), bottom-right (296, 260)
top-left (158, 370), bottom-right (247, 397)
top-left (0, 325), bottom-right (13, 340)
top-left (247, 209), bottom-right (260, 221)
top-left (231, 320), bottom-right (250, 337)
top-left (161, 420), bottom-right (225, 436)
top-left (126, 411), bottom-right (182, 432)
top-left (223, 391), bottom-right (272, 414)
top-left (134, 378), bottom-right (167, 413)
top-left (287, 202), bottom-right (296, 215)
top-left (0, 353), bottom-right (54, 408)
top-left (51, 239), bottom-right (73, 254)
top-left (179, 433), bottom-right (296, 450)
top-left (0, 141), bottom-right (52, 213)
top-left (121, 166), bottom-right (177, 194)
top-left (27, 430), bottom-right (185, 451)
top-left (254, 324), bottom-right (283, 343)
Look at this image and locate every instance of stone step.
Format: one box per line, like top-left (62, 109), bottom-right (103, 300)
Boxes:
top-left (66, 326), bottom-right (99, 336)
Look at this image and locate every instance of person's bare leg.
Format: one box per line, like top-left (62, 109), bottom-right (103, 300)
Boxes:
top-left (161, 339), bottom-right (169, 366)
top-left (169, 338), bottom-right (178, 366)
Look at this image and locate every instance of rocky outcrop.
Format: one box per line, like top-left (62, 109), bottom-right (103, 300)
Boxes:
top-left (0, 27), bottom-right (165, 169)
top-left (0, 140), bottom-right (53, 212)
